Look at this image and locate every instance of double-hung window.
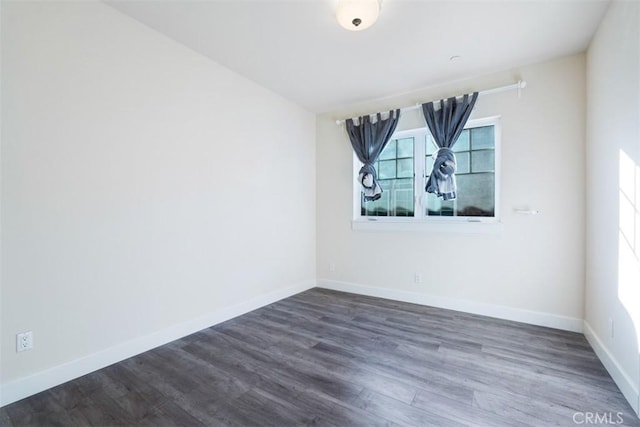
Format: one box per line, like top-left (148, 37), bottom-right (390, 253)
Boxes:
top-left (353, 116), bottom-right (501, 232)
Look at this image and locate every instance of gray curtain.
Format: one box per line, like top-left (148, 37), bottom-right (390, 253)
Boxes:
top-left (422, 92), bottom-right (478, 201)
top-left (346, 110), bottom-right (401, 201)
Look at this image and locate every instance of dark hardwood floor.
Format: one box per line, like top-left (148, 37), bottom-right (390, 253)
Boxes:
top-left (1, 288), bottom-right (639, 426)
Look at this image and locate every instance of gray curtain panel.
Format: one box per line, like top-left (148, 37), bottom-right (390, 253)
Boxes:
top-left (422, 92), bottom-right (478, 201)
top-left (346, 110), bottom-right (401, 201)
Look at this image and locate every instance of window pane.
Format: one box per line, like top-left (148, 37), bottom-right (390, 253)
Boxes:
top-left (455, 173), bottom-right (495, 216)
top-left (425, 174), bottom-right (494, 217)
top-left (471, 126), bottom-right (494, 149)
top-left (425, 155), bottom-right (434, 175)
top-left (397, 158), bottom-right (413, 178)
top-left (426, 138), bottom-right (437, 156)
top-left (425, 124), bottom-right (495, 217)
top-left (361, 179), bottom-right (414, 217)
top-left (393, 178), bottom-right (414, 216)
top-left (471, 150), bottom-right (494, 172)
top-left (456, 152), bottom-right (470, 174)
top-left (426, 196), bottom-right (455, 216)
top-left (362, 181), bottom-right (391, 216)
top-left (379, 140), bottom-right (396, 160)
top-left (453, 129), bottom-right (470, 152)
top-left (378, 160), bottom-right (396, 179)
top-left (397, 137), bottom-right (414, 158)
top-left (362, 137), bottom-right (414, 217)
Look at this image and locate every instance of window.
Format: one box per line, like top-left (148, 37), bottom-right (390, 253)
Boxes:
top-left (361, 136), bottom-right (415, 217)
top-left (353, 116), bottom-right (501, 230)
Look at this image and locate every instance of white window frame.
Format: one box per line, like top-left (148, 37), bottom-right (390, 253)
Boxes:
top-left (352, 116), bottom-right (503, 234)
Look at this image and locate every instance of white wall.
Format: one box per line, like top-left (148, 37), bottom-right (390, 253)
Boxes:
top-left (585, 0), bottom-right (640, 415)
top-left (317, 54), bottom-right (586, 330)
top-left (0, 1), bottom-right (315, 404)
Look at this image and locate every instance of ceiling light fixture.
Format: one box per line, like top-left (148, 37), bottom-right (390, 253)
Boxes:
top-left (336, 0), bottom-right (381, 31)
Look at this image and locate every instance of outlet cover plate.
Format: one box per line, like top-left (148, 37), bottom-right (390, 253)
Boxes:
top-left (17, 331), bottom-right (33, 352)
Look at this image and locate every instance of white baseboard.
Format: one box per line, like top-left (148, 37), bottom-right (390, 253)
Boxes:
top-left (317, 279), bottom-right (584, 333)
top-left (6, 278), bottom-right (636, 417)
top-left (0, 280), bottom-right (315, 408)
top-left (583, 321), bottom-right (640, 417)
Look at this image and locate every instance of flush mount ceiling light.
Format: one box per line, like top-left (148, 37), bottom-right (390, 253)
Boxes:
top-left (336, 0), bottom-right (381, 31)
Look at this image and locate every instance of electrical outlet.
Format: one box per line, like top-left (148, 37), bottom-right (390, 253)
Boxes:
top-left (414, 273), bottom-right (422, 284)
top-left (17, 331), bottom-right (33, 352)
top-left (329, 262), bottom-right (336, 272)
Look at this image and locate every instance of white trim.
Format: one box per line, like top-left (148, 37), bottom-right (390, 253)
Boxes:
top-left (583, 321), bottom-right (640, 416)
top-left (317, 279), bottom-right (583, 333)
top-left (0, 280), bottom-right (315, 408)
top-left (351, 218), bottom-right (504, 234)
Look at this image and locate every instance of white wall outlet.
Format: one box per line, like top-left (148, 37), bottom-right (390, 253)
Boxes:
top-left (329, 262), bottom-right (336, 272)
top-left (414, 272), bottom-right (422, 284)
top-left (17, 331), bottom-right (34, 352)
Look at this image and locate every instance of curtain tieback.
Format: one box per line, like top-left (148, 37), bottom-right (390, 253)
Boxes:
top-left (426, 148), bottom-right (458, 201)
top-left (358, 163), bottom-right (382, 202)
top-left (432, 148), bottom-right (457, 178)
top-left (358, 164), bottom-right (378, 189)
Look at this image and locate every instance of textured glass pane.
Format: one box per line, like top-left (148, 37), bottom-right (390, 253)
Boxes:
top-left (455, 173), bottom-right (495, 216)
top-left (361, 180), bottom-right (392, 216)
top-left (453, 129), bottom-right (470, 152)
top-left (361, 178), bottom-right (414, 217)
top-left (426, 194), bottom-right (441, 215)
top-left (471, 126), bottom-right (494, 149)
top-left (425, 156), bottom-right (434, 176)
top-left (397, 158), bottom-right (413, 178)
top-left (378, 160), bottom-right (396, 179)
top-left (456, 152), bottom-right (470, 174)
top-left (360, 133), bottom-right (416, 218)
top-left (379, 140), bottom-right (396, 160)
top-left (397, 138), bottom-right (414, 158)
top-left (392, 178), bottom-right (414, 216)
top-left (426, 195), bottom-right (455, 216)
top-left (426, 138), bottom-right (437, 155)
top-left (425, 173), bottom-right (495, 217)
top-left (471, 150), bottom-right (494, 172)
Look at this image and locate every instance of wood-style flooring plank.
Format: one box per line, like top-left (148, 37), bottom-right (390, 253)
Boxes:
top-left (2, 288), bottom-right (639, 426)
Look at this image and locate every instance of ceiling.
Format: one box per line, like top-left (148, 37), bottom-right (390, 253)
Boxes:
top-left (107, 0), bottom-right (609, 113)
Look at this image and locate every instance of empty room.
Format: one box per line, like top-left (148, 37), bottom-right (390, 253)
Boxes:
top-left (1, 0), bottom-right (639, 425)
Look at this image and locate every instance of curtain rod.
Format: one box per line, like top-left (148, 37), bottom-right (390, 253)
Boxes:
top-left (335, 80), bottom-right (527, 125)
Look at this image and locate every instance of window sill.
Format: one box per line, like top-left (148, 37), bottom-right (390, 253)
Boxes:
top-left (351, 219), bottom-right (504, 235)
